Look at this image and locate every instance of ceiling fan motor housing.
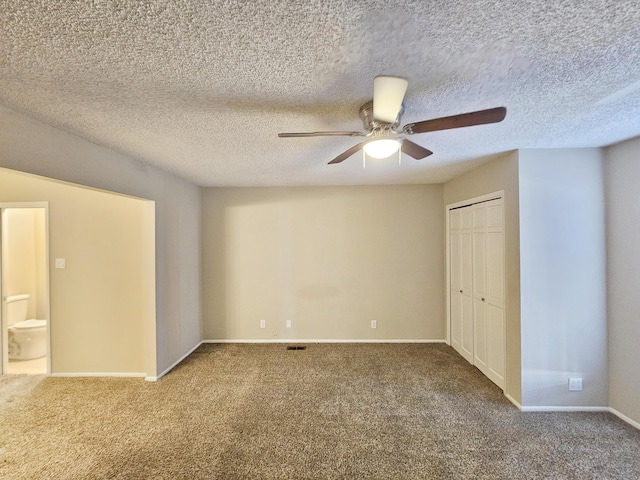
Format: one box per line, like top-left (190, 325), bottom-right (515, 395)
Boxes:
top-left (359, 101), bottom-right (404, 131)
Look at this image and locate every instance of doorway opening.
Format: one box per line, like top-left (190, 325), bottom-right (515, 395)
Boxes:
top-left (0, 203), bottom-right (50, 375)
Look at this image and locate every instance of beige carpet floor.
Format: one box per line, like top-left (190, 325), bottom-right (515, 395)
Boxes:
top-left (0, 343), bottom-right (639, 479)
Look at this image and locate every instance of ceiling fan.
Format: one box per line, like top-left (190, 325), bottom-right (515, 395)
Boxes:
top-left (278, 76), bottom-right (507, 165)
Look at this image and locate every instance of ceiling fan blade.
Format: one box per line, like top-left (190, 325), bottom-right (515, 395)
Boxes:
top-left (401, 139), bottom-right (433, 159)
top-left (278, 131), bottom-right (365, 138)
top-left (373, 76), bottom-right (409, 124)
top-left (404, 107), bottom-right (507, 134)
top-left (328, 141), bottom-right (368, 164)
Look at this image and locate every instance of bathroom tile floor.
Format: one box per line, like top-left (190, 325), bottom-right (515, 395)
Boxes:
top-left (7, 356), bottom-right (46, 375)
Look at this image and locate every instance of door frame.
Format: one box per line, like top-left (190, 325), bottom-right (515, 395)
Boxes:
top-left (0, 202), bottom-right (51, 375)
top-left (445, 191), bottom-right (504, 346)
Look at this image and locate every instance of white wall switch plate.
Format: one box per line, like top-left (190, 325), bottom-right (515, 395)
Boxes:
top-left (286, 320), bottom-right (292, 328)
top-left (569, 377), bottom-right (583, 391)
top-left (259, 319), bottom-right (266, 329)
top-left (55, 258), bottom-right (66, 269)
top-left (371, 320), bottom-right (377, 329)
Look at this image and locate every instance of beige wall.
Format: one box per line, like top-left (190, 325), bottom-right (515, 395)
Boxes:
top-left (605, 136), bottom-right (640, 425)
top-left (0, 105), bottom-right (201, 377)
top-left (443, 151), bottom-right (521, 404)
top-left (0, 168), bottom-right (155, 374)
top-left (202, 185), bottom-right (445, 341)
top-left (3, 209), bottom-right (41, 319)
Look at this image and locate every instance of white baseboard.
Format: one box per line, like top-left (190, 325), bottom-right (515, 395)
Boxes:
top-left (202, 339), bottom-right (447, 344)
top-left (51, 372), bottom-right (146, 378)
top-left (145, 341), bottom-right (203, 382)
top-left (504, 395), bottom-right (610, 414)
top-left (519, 406), bottom-right (610, 412)
top-left (609, 407), bottom-right (640, 430)
top-left (502, 395), bottom-right (640, 430)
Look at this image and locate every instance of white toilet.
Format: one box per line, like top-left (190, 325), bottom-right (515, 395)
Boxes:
top-left (6, 294), bottom-right (47, 360)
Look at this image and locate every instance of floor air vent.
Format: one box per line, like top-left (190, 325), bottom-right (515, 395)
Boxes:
top-left (286, 346), bottom-right (307, 351)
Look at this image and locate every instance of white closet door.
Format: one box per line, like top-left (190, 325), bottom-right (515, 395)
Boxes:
top-left (486, 304), bottom-right (505, 388)
top-left (459, 208), bottom-right (474, 364)
top-left (472, 204), bottom-right (488, 376)
top-left (449, 210), bottom-right (462, 353)
top-left (485, 199), bottom-right (505, 389)
top-left (448, 197), bottom-right (505, 390)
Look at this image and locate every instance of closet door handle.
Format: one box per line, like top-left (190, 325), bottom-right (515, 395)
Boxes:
top-left (482, 298), bottom-right (485, 302)
top-left (459, 290), bottom-right (463, 293)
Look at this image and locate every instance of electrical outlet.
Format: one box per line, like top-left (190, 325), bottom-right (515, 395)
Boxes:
top-left (260, 319), bottom-right (266, 329)
top-left (286, 320), bottom-right (292, 328)
top-left (569, 377), bottom-right (583, 391)
top-left (371, 320), bottom-right (377, 329)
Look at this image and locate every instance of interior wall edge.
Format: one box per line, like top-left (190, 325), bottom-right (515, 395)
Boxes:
top-left (603, 135), bottom-right (640, 427)
top-left (608, 408), bottom-right (640, 431)
top-left (147, 340), bottom-right (204, 382)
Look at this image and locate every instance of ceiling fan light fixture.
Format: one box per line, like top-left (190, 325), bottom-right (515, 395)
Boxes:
top-left (278, 75), bottom-right (507, 166)
top-left (363, 139), bottom-right (400, 159)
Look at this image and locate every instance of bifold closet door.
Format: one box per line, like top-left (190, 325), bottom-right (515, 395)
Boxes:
top-left (472, 204), bottom-right (489, 377)
top-left (449, 198), bottom-right (505, 390)
top-left (450, 210), bottom-right (462, 354)
top-left (485, 199), bottom-right (505, 389)
top-left (450, 207), bottom-right (474, 364)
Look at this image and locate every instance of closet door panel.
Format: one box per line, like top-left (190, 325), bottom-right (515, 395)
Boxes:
top-left (460, 291), bottom-right (474, 363)
top-left (485, 199), bottom-right (505, 389)
top-left (487, 303), bottom-right (505, 389)
top-left (473, 230), bottom-right (486, 297)
top-left (487, 230), bottom-right (504, 306)
top-left (450, 229), bottom-right (461, 292)
top-left (460, 232), bottom-right (473, 294)
top-left (460, 208), bottom-right (473, 230)
top-left (472, 204), bottom-right (487, 374)
top-left (459, 226), bottom-right (474, 363)
top-left (473, 296), bottom-right (488, 374)
top-left (486, 200), bottom-right (503, 227)
top-left (450, 290), bottom-right (462, 352)
top-left (449, 210), bottom-right (462, 354)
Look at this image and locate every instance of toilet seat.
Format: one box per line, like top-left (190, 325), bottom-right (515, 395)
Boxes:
top-left (11, 319), bottom-right (46, 330)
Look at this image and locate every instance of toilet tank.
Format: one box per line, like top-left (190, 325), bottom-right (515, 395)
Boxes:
top-left (6, 294), bottom-right (30, 326)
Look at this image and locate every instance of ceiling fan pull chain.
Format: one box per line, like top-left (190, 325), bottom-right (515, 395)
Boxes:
top-left (398, 146), bottom-right (402, 166)
top-left (363, 148), bottom-right (366, 169)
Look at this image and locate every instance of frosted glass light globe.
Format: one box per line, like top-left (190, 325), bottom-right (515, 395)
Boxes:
top-left (363, 139), bottom-right (400, 159)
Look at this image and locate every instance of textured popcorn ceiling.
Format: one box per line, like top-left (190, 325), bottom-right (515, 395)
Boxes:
top-left (1, 1), bottom-right (640, 186)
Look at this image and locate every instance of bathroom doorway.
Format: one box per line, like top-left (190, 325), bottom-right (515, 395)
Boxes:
top-left (0, 203), bottom-right (50, 375)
